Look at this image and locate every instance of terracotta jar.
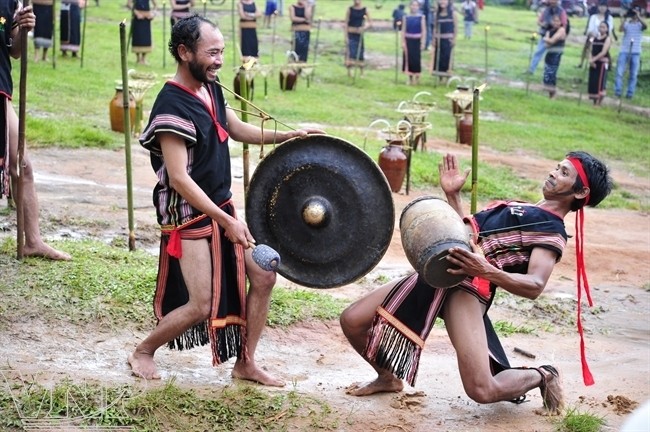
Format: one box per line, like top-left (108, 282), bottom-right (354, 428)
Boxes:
top-left (378, 141), bottom-right (408, 193)
top-left (234, 73), bottom-right (255, 100)
top-left (109, 85), bottom-right (136, 134)
top-left (280, 69), bottom-right (298, 91)
top-left (451, 85), bottom-right (472, 116)
top-left (458, 111), bottom-right (473, 146)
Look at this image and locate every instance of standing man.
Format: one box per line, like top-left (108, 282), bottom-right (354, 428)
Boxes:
top-left (1, 1), bottom-right (71, 260)
top-left (614, 5), bottom-right (646, 99)
top-left (341, 152), bottom-right (612, 414)
top-left (128, 15), bottom-right (322, 384)
top-left (527, 0), bottom-right (567, 74)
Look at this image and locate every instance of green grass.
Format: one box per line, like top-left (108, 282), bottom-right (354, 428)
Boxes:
top-left (12, 2), bottom-right (649, 213)
top-left (555, 407), bottom-right (607, 432)
top-left (0, 378), bottom-right (338, 431)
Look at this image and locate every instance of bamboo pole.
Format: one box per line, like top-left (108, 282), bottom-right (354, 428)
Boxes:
top-left (239, 67), bottom-right (251, 194)
top-left (525, 33), bottom-right (536, 95)
top-left (394, 20), bottom-right (400, 84)
top-left (52, 0), bottom-right (57, 69)
top-left (80, 0), bottom-right (88, 68)
top-left (119, 20), bottom-right (136, 251)
top-left (470, 88), bottom-right (480, 214)
top-left (162, 1), bottom-right (166, 68)
top-left (16, 0), bottom-right (32, 260)
top-left (483, 25), bottom-right (489, 82)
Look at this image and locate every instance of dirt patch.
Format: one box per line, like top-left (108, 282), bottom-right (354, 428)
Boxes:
top-left (1, 140), bottom-right (649, 431)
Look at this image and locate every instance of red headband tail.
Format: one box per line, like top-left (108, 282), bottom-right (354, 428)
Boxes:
top-left (568, 157), bottom-right (594, 386)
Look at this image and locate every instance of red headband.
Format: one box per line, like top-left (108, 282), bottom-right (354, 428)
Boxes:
top-left (568, 157), bottom-right (590, 205)
top-left (567, 156), bottom-right (594, 386)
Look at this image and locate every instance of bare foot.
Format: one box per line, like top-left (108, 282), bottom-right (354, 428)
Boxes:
top-left (231, 361), bottom-right (285, 387)
top-left (127, 352), bottom-right (161, 380)
top-left (345, 376), bottom-right (404, 396)
top-left (23, 243), bottom-right (71, 261)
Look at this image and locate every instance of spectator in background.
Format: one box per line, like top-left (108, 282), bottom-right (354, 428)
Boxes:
top-left (614, 6), bottom-right (647, 99)
top-left (402, 0), bottom-right (426, 85)
top-left (461, 0), bottom-right (479, 39)
top-left (128, 0), bottom-right (157, 66)
top-left (587, 21), bottom-right (612, 105)
top-left (577, 0), bottom-right (615, 68)
top-left (60, 0), bottom-right (83, 57)
top-left (170, 0), bottom-right (194, 33)
top-left (263, 0), bottom-right (277, 28)
top-left (432, 0), bottom-right (457, 82)
top-left (238, 0), bottom-right (261, 61)
top-left (542, 13), bottom-right (567, 98)
top-left (289, 0), bottom-right (312, 62)
top-left (32, 0), bottom-right (54, 62)
top-left (344, 0), bottom-right (372, 78)
top-left (527, 0), bottom-right (567, 74)
top-left (392, 3), bottom-right (406, 31)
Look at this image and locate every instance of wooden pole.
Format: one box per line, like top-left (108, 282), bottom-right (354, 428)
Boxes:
top-left (80, 0), bottom-right (88, 68)
top-left (394, 20), bottom-right (400, 84)
top-left (484, 25), bottom-right (489, 82)
top-left (470, 88), bottom-right (480, 214)
top-left (162, 1), bottom-right (166, 68)
top-left (231, 0), bottom-right (237, 67)
top-left (239, 67), bottom-right (251, 193)
top-left (52, 0), bottom-right (57, 69)
top-left (119, 20), bottom-right (136, 251)
top-left (16, 0), bottom-right (32, 260)
top-left (525, 33), bottom-right (536, 96)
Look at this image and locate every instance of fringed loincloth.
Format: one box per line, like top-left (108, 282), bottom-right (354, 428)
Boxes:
top-left (154, 201), bottom-right (248, 366)
top-left (364, 272), bottom-right (509, 387)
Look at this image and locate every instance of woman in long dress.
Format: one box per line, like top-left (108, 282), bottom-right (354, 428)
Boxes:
top-left (344, 0), bottom-right (371, 77)
top-left (170, 0), bottom-right (194, 32)
top-left (128, 0), bottom-right (157, 65)
top-left (431, 0), bottom-right (457, 82)
top-left (402, 0), bottom-right (425, 85)
top-left (289, 0), bottom-right (312, 62)
top-left (587, 21), bottom-right (611, 106)
top-left (239, 0), bottom-right (261, 61)
top-left (33, 0), bottom-right (54, 62)
top-left (60, 0), bottom-right (83, 57)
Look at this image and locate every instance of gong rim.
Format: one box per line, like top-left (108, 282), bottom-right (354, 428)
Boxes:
top-left (245, 134), bottom-right (394, 288)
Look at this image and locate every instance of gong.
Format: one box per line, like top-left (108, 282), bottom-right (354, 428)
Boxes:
top-left (245, 134), bottom-right (394, 288)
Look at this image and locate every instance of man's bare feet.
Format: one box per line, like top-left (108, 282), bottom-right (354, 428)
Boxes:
top-left (535, 365), bottom-right (564, 415)
top-left (231, 361), bottom-right (285, 387)
top-left (23, 243), bottom-right (71, 261)
top-left (345, 376), bottom-right (404, 396)
top-left (127, 352), bottom-right (161, 380)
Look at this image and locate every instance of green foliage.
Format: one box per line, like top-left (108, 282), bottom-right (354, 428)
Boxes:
top-left (9, 3), bottom-right (648, 210)
top-left (492, 320), bottom-right (535, 336)
top-left (0, 377), bottom-right (337, 431)
top-left (556, 407), bottom-right (606, 432)
top-left (268, 287), bottom-right (348, 327)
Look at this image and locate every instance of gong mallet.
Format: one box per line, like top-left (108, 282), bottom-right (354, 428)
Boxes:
top-left (119, 20), bottom-right (136, 251)
top-left (16, 1), bottom-right (33, 259)
top-left (618, 39), bottom-right (633, 114)
top-left (249, 242), bottom-right (281, 271)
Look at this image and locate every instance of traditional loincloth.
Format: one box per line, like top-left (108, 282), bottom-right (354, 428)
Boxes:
top-left (155, 202), bottom-right (248, 366)
top-left (364, 272), bottom-right (511, 387)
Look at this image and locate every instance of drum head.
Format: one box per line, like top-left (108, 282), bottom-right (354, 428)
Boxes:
top-left (245, 134), bottom-right (394, 288)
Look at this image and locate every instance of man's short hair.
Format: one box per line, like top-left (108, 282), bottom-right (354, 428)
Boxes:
top-left (168, 15), bottom-right (218, 64)
top-left (566, 151), bottom-right (614, 211)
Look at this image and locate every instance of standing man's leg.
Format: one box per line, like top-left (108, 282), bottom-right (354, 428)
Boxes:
top-left (626, 53), bottom-right (640, 98)
top-left (128, 238), bottom-right (213, 379)
top-left (6, 103), bottom-right (70, 260)
top-left (528, 37), bottom-right (546, 74)
top-left (614, 52), bottom-right (627, 97)
top-left (231, 249), bottom-right (284, 386)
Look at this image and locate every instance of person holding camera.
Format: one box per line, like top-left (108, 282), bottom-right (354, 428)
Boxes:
top-left (527, 0), bottom-right (568, 74)
top-left (614, 6), bottom-right (647, 99)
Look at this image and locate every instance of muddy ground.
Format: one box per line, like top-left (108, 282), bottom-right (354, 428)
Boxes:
top-left (0, 138), bottom-right (649, 432)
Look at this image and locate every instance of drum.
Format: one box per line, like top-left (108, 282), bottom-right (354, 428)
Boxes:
top-left (400, 196), bottom-right (471, 288)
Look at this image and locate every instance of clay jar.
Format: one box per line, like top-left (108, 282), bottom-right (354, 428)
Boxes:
top-left (280, 68), bottom-right (298, 91)
top-left (458, 111), bottom-right (473, 146)
top-left (234, 73), bottom-right (255, 100)
top-left (378, 141), bottom-right (408, 193)
top-left (109, 85), bottom-right (136, 134)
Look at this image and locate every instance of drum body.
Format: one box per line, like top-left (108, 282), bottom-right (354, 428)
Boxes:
top-left (400, 196), bottom-right (471, 288)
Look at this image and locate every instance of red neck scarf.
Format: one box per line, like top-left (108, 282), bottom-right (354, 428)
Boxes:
top-left (568, 157), bottom-right (594, 386)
